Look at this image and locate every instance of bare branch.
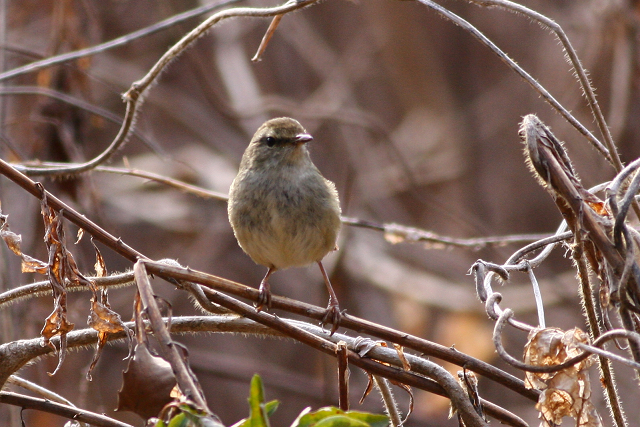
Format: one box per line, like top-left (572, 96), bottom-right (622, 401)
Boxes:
top-left (0, 392), bottom-right (132, 427)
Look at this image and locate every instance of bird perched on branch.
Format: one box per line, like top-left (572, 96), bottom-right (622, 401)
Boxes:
top-left (228, 117), bottom-right (343, 333)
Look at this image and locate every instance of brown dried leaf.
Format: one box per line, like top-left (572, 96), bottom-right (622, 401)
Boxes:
top-left (523, 327), bottom-right (602, 427)
top-left (88, 292), bottom-right (126, 334)
top-left (21, 254), bottom-right (48, 274)
top-left (41, 304), bottom-right (75, 376)
top-left (0, 214), bottom-right (22, 256)
top-left (91, 238), bottom-right (107, 278)
top-left (395, 381), bottom-right (414, 423)
top-left (41, 306), bottom-right (75, 344)
top-left (75, 227), bottom-right (84, 244)
top-left (87, 331), bottom-right (109, 382)
top-left (393, 344), bottom-right (411, 371)
top-left (87, 290), bottom-right (130, 380)
top-left (116, 342), bottom-right (177, 419)
top-left (450, 370), bottom-right (485, 422)
top-left (586, 200), bottom-right (609, 217)
top-left (38, 200), bottom-right (79, 375)
top-left (0, 212), bottom-right (48, 273)
top-left (359, 373), bottom-right (375, 405)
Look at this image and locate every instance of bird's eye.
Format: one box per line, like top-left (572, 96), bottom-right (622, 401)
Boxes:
top-left (265, 136), bottom-right (276, 147)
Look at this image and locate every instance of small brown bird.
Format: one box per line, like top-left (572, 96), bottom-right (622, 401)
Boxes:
top-left (228, 117), bottom-right (342, 332)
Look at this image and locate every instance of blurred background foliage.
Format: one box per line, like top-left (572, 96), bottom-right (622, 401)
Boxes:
top-left (1, 0), bottom-right (639, 425)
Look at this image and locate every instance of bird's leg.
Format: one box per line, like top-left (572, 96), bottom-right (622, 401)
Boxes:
top-left (317, 261), bottom-right (341, 335)
top-left (256, 267), bottom-right (275, 312)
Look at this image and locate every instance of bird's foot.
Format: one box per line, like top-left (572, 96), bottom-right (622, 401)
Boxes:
top-left (321, 301), bottom-right (343, 336)
top-left (255, 281), bottom-right (272, 312)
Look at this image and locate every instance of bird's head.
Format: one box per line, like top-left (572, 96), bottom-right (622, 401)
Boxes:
top-left (242, 117), bottom-right (314, 168)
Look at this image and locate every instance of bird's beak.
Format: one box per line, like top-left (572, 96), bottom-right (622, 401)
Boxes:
top-left (294, 133), bottom-right (313, 144)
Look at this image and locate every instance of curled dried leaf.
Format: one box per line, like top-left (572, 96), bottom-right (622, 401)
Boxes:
top-left (393, 344), bottom-right (411, 371)
top-left (87, 289), bottom-right (129, 379)
top-left (91, 237), bottom-right (107, 278)
top-left (0, 212), bottom-right (48, 273)
top-left (523, 327), bottom-right (602, 427)
top-left (0, 213), bottom-right (22, 256)
top-left (75, 227), bottom-right (84, 244)
top-left (117, 342), bottom-right (177, 419)
top-left (450, 370), bottom-right (485, 423)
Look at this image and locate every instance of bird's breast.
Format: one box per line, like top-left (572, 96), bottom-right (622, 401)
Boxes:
top-left (228, 165), bottom-right (340, 269)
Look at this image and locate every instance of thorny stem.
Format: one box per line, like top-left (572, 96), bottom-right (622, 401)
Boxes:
top-left (467, 0), bottom-right (618, 168)
top-left (145, 260), bottom-right (539, 402)
top-left (0, 157), bottom-right (538, 404)
top-left (415, 0), bottom-right (611, 161)
top-left (0, 392), bottom-right (132, 427)
top-left (133, 261), bottom-right (209, 411)
top-left (573, 241), bottom-right (627, 427)
top-left (373, 376), bottom-right (402, 427)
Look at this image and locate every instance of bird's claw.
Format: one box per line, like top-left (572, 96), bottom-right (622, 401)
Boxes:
top-left (321, 303), bottom-right (343, 336)
top-left (255, 285), bottom-right (272, 312)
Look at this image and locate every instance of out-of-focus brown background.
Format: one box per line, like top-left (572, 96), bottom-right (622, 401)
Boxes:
top-left (1, 0), bottom-right (639, 425)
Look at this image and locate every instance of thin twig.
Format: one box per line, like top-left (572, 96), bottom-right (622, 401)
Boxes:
top-left (524, 262), bottom-right (545, 328)
top-left (572, 240), bottom-right (627, 427)
top-left (373, 376), bottom-right (402, 427)
top-left (344, 216), bottom-right (552, 250)
top-left (6, 376), bottom-right (76, 408)
top-left (336, 341), bottom-right (350, 411)
top-left (0, 272), bottom-right (135, 309)
top-left (133, 261), bottom-right (209, 410)
top-left (0, 0), bottom-right (243, 83)
top-left (0, 392), bottom-right (132, 427)
top-left (251, 14), bottom-right (284, 62)
top-left (467, 0), bottom-right (618, 168)
top-left (16, 0), bottom-right (321, 177)
top-left (415, 0), bottom-right (611, 162)
top-left (577, 343), bottom-right (640, 370)
top-left (143, 260), bottom-right (539, 403)
top-left (0, 86), bottom-right (161, 154)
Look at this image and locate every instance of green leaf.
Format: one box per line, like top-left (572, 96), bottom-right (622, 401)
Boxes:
top-left (291, 407), bottom-right (388, 427)
top-left (167, 413), bottom-right (190, 427)
top-left (231, 375), bottom-right (280, 427)
top-left (264, 400), bottom-right (280, 417)
top-left (313, 415), bottom-right (370, 426)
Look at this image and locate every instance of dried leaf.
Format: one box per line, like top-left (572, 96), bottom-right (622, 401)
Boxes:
top-left (38, 198), bottom-right (77, 375)
top-left (41, 304), bottom-right (75, 376)
top-left (116, 342), bottom-right (177, 419)
top-left (89, 290), bottom-right (126, 334)
top-left (0, 212), bottom-right (48, 273)
top-left (87, 289), bottom-right (129, 379)
top-left (91, 238), bottom-right (107, 278)
top-left (75, 227), bottom-right (84, 244)
top-left (393, 344), bottom-right (411, 371)
top-left (523, 327), bottom-right (602, 427)
top-left (450, 370), bottom-right (484, 423)
top-left (20, 254), bottom-right (48, 274)
top-left (393, 381), bottom-right (414, 424)
top-left (0, 213), bottom-right (22, 256)
top-left (359, 373), bottom-right (375, 405)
